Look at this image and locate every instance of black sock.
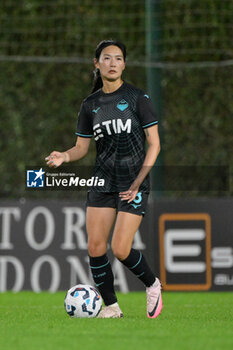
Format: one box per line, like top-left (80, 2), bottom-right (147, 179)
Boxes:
top-left (89, 254), bottom-right (117, 306)
top-left (120, 248), bottom-right (155, 287)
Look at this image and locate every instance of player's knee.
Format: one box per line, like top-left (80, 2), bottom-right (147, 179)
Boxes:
top-left (88, 239), bottom-right (107, 257)
top-left (111, 241), bottom-right (130, 261)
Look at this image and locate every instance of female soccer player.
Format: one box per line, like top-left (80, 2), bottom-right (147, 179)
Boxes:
top-left (45, 40), bottom-right (162, 319)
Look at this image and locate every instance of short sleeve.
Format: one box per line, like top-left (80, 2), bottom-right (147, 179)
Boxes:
top-left (136, 93), bottom-right (158, 129)
top-left (75, 101), bottom-right (93, 138)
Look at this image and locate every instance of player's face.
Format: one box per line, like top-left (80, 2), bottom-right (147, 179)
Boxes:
top-left (95, 45), bottom-right (125, 82)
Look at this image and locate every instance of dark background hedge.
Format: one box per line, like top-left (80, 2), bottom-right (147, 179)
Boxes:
top-left (0, 0), bottom-right (232, 198)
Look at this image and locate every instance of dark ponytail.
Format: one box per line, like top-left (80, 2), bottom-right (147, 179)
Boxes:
top-left (92, 68), bottom-right (103, 93)
top-left (91, 39), bottom-right (127, 93)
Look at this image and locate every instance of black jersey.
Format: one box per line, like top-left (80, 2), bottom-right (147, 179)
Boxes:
top-left (76, 81), bottom-right (158, 192)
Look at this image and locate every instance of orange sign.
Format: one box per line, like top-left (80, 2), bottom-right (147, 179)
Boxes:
top-left (159, 213), bottom-right (212, 291)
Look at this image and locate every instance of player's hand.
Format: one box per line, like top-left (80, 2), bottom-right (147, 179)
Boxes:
top-left (119, 184), bottom-right (139, 203)
top-left (45, 151), bottom-right (66, 168)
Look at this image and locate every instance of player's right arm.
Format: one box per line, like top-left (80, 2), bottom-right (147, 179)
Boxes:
top-left (45, 136), bottom-right (91, 168)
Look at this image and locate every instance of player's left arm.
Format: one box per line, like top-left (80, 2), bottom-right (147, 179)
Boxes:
top-left (119, 124), bottom-right (160, 202)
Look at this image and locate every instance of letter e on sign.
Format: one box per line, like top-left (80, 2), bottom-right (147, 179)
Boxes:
top-left (159, 213), bottom-right (212, 291)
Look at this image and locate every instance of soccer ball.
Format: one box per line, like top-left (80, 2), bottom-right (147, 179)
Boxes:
top-left (64, 284), bottom-right (102, 318)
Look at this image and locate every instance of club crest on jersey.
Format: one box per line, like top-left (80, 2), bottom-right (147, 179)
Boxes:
top-left (117, 99), bottom-right (129, 111)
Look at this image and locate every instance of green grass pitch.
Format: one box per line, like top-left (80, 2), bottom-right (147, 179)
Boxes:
top-left (0, 292), bottom-right (232, 350)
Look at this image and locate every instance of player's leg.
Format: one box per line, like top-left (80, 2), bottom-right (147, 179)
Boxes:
top-left (111, 211), bottom-right (155, 284)
top-left (111, 211), bottom-right (162, 319)
top-left (86, 206), bottom-right (117, 308)
top-left (87, 206), bottom-right (115, 257)
top-left (86, 191), bottom-right (124, 318)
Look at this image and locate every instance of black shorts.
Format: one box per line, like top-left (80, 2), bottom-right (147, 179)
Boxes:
top-left (86, 191), bottom-right (149, 216)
